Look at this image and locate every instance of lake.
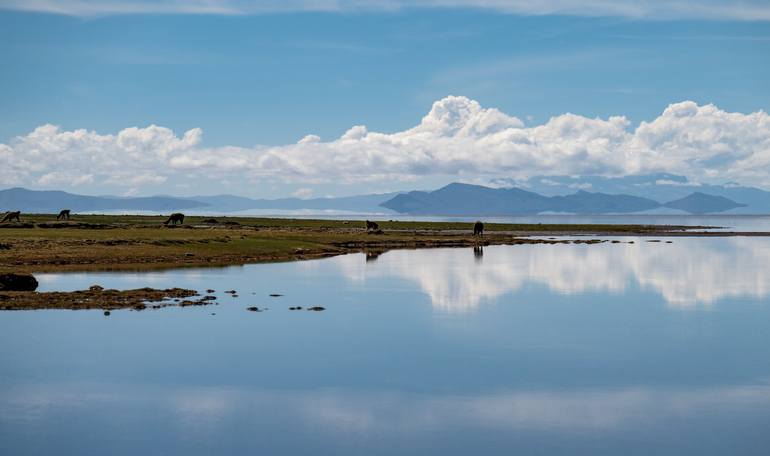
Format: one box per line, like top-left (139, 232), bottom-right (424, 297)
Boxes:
top-left (2, 237), bottom-right (770, 455)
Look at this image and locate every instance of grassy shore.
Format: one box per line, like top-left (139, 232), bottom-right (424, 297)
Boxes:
top-left (0, 213), bottom-right (720, 274)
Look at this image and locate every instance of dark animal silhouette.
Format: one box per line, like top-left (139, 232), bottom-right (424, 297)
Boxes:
top-left (163, 213), bottom-right (185, 225)
top-left (473, 220), bottom-right (484, 236)
top-left (57, 209), bottom-right (71, 220)
top-left (1, 211), bottom-right (20, 223)
top-left (365, 220), bottom-right (379, 232)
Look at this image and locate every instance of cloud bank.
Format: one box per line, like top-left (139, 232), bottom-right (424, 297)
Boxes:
top-left (3, 0), bottom-right (770, 21)
top-left (2, 96), bottom-right (770, 194)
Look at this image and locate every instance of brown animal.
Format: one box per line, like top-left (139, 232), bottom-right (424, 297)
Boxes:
top-left (473, 220), bottom-right (484, 236)
top-left (1, 211), bottom-right (20, 223)
top-left (57, 209), bottom-right (71, 220)
top-left (163, 213), bottom-right (185, 225)
top-left (365, 220), bottom-right (379, 232)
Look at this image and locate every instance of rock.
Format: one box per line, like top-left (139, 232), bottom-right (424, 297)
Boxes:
top-left (307, 306), bottom-right (325, 311)
top-left (289, 306), bottom-right (303, 310)
top-left (0, 273), bottom-right (39, 291)
top-left (225, 290), bottom-right (237, 294)
top-left (269, 294), bottom-right (283, 297)
top-left (89, 285), bottom-right (104, 291)
top-left (246, 306), bottom-right (262, 312)
top-left (103, 310), bottom-right (111, 316)
top-left (206, 289), bottom-right (215, 293)
top-left (232, 294), bottom-right (239, 298)
top-left (184, 252), bottom-right (195, 257)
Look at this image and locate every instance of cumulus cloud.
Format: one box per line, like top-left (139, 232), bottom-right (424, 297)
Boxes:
top-left (3, 0), bottom-right (770, 21)
top-left (1, 96), bottom-right (770, 193)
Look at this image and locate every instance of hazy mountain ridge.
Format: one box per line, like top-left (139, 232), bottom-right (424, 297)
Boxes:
top-left (1, 175), bottom-right (767, 215)
top-left (380, 183), bottom-right (751, 215)
top-left (0, 187), bottom-right (398, 214)
top-left (514, 173), bottom-right (770, 214)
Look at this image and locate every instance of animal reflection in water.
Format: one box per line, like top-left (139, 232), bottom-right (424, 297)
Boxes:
top-left (1, 211), bottom-right (20, 223)
top-left (57, 209), bottom-right (70, 220)
top-left (365, 250), bottom-right (384, 262)
top-left (473, 245), bottom-right (483, 262)
top-left (163, 213), bottom-right (185, 225)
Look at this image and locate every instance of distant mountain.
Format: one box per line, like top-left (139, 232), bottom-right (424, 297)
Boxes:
top-left (380, 183), bottom-right (748, 215)
top-left (550, 190), bottom-right (661, 214)
top-left (0, 187), bottom-right (206, 213)
top-left (0, 187), bottom-right (399, 214)
top-left (0, 183), bottom-right (759, 216)
top-left (511, 174), bottom-right (770, 214)
top-left (664, 192), bottom-right (747, 214)
top-left (381, 183), bottom-right (663, 215)
top-left (190, 193), bottom-right (399, 213)
top-left (384, 183), bottom-right (551, 215)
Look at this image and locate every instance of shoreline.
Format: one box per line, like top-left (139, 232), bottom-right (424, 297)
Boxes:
top-left (0, 215), bottom-right (768, 274)
top-left (2, 215), bottom-right (769, 311)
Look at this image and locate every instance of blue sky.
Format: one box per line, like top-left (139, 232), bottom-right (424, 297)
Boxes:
top-left (1, 1), bottom-right (769, 197)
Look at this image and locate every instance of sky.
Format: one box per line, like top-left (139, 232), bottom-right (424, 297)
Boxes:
top-left (1, 0), bottom-right (769, 198)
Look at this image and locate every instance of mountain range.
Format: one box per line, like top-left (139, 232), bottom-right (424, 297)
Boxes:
top-left (1, 173), bottom-right (768, 215)
top-left (379, 183), bottom-right (746, 215)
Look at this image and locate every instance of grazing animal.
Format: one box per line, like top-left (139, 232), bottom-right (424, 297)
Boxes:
top-left (57, 209), bottom-right (71, 220)
top-left (1, 211), bottom-right (20, 223)
top-left (473, 220), bottom-right (484, 236)
top-left (365, 220), bottom-right (379, 232)
top-left (163, 213), bottom-right (185, 225)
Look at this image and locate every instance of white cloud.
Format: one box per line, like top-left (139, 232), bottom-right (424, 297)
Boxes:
top-left (2, 1), bottom-right (770, 21)
top-left (2, 96), bottom-right (770, 193)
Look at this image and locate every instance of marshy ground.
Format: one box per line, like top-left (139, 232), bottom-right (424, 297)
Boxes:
top-left (0, 213), bottom-right (726, 274)
top-left (0, 214), bottom-right (760, 310)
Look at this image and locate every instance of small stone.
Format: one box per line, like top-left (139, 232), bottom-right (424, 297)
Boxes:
top-left (103, 310), bottom-right (111, 316)
top-left (206, 289), bottom-right (215, 293)
top-left (269, 294), bottom-right (283, 297)
top-left (89, 285), bottom-right (104, 291)
top-left (246, 306), bottom-right (261, 312)
top-left (307, 306), bottom-right (325, 311)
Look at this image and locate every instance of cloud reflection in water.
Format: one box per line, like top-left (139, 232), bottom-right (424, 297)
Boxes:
top-left (324, 238), bottom-right (770, 311)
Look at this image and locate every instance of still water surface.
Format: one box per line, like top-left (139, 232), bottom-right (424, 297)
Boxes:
top-left (2, 237), bottom-right (770, 455)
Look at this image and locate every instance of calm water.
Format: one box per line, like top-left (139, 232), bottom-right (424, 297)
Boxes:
top-left (2, 237), bottom-right (770, 455)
